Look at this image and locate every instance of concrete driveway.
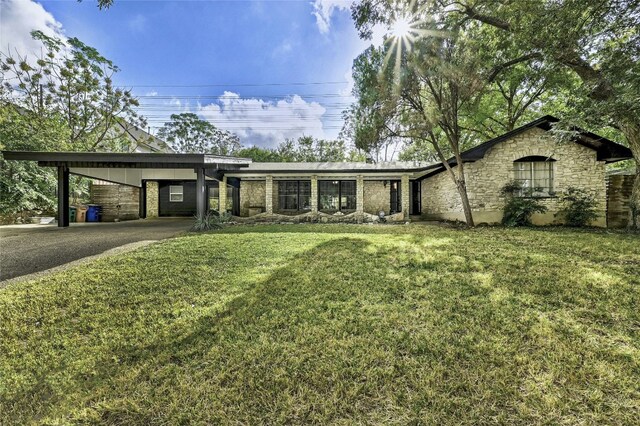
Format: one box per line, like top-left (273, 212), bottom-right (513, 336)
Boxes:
top-left (0, 218), bottom-right (192, 282)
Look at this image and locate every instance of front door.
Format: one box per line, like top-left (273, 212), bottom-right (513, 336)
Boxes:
top-left (410, 180), bottom-right (421, 215)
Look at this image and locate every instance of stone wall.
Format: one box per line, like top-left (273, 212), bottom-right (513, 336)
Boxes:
top-left (90, 183), bottom-right (140, 222)
top-left (145, 181), bottom-right (159, 218)
top-left (421, 127), bottom-right (608, 226)
top-left (363, 180), bottom-right (389, 215)
top-left (239, 179), bottom-right (266, 217)
top-left (607, 173), bottom-right (635, 228)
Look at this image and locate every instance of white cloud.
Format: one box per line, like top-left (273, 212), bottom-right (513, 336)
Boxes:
top-left (272, 39), bottom-right (293, 57)
top-left (128, 14), bottom-right (147, 33)
top-left (312, 0), bottom-right (353, 34)
top-left (198, 92), bottom-right (327, 148)
top-left (0, 0), bottom-right (65, 57)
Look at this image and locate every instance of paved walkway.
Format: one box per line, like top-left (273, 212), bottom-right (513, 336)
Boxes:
top-left (0, 218), bottom-right (192, 282)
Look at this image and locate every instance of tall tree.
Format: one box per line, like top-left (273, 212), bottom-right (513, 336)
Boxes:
top-left (0, 30), bottom-right (143, 152)
top-left (157, 113), bottom-right (242, 155)
top-left (352, 0), bottom-right (640, 227)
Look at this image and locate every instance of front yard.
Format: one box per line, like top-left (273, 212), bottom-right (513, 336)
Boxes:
top-left (1, 224), bottom-right (638, 424)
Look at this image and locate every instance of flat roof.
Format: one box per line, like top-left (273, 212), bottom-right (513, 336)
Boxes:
top-left (233, 161), bottom-right (439, 174)
top-left (2, 151), bottom-right (252, 169)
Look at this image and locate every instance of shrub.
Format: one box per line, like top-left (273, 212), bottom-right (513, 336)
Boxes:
top-left (191, 210), bottom-right (231, 232)
top-left (500, 181), bottom-right (548, 226)
top-left (557, 187), bottom-right (598, 227)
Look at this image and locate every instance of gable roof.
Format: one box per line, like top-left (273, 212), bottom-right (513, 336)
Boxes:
top-left (422, 115), bottom-right (633, 178)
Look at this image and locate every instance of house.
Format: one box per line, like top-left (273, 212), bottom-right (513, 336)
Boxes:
top-left (3, 116), bottom-right (634, 227)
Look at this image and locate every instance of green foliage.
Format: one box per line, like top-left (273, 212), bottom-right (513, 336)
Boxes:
top-left (190, 210), bottom-right (231, 232)
top-left (277, 136), bottom-right (348, 162)
top-left (1, 31), bottom-right (142, 152)
top-left (1, 225), bottom-right (639, 424)
top-left (556, 187), bottom-right (599, 227)
top-left (235, 137), bottom-right (354, 163)
top-left (157, 113), bottom-right (241, 155)
top-left (501, 181), bottom-right (548, 226)
top-left (235, 146), bottom-right (285, 162)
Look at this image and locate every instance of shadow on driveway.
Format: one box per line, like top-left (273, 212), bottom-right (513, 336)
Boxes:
top-left (0, 218), bottom-right (192, 282)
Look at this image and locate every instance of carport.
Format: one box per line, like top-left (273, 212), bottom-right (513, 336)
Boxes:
top-left (2, 151), bottom-right (251, 227)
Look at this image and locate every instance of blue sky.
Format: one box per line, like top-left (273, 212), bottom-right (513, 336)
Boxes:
top-left (1, 0), bottom-right (385, 147)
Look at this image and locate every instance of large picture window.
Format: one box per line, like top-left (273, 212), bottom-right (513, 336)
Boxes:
top-left (514, 156), bottom-right (555, 196)
top-left (318, 180), bottom-right (356, 211)
top-left (278, 180), bottom-right (311, 211)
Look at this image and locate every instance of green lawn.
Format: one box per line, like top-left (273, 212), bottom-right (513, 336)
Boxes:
top-left (1, 225), bottom-right (639, 425)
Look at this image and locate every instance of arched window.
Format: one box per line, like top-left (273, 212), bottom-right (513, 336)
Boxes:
top-left (513, 156), bottom-right (555, 196)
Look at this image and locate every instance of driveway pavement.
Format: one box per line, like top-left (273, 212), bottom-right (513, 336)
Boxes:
top-left (0, 218), bottom-right (192, 282)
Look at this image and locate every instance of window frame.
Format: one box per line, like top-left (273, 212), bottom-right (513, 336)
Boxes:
top-left (318, 180), bottom-right (356, 212)
top-left (278, 180), bottom-right (311, 212)
top-left (169, 185), bottom-right (184, 202)
top-left (513, 156), bottom-right (555, 197)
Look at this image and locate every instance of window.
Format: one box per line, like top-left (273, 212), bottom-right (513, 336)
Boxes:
top-left (514, 156), bottom-right (555, 196)
top-left (169, 185), bottom-right (183, 202)
top-left (318, 180), bottom-right (356, 211)
top-left (209, 185), bottom-right (233, 211)
top-left (390, 180), bottom-right (401, 213)
top-left (278, 180), bottom-right (311, 211)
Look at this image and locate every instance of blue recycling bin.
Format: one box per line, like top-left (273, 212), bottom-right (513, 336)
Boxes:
top-left (86, 204), bottom-right (103, 222)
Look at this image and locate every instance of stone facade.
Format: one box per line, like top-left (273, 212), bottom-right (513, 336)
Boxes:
top-left (607, 173), bottom-right (635, 228)
top-left (239, 180), bottom-right (266, 217)
top-left (363, 180), bottom-right (390, 215)
top-left (145, 181), bottom-right (159, 218)
top-left (90, 183), bottom-right (140, 222)
top-left (421, 127), bottom-right (608, 226)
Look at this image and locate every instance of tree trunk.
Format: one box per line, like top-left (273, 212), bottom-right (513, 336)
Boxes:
top-left (455, 173), bottom-right (475, 227)
top-left (619, 119), bottom-right (640, 229)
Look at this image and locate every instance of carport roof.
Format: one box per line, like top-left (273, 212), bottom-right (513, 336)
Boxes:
top-left (2, 151), bottom-right (252, 169)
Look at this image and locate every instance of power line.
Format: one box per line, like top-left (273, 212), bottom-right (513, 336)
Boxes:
top-left (119, 80), bottom-right (351, 88)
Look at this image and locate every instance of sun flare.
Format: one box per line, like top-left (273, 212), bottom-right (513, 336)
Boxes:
top-left (391, 16), bottom-right (412, 39)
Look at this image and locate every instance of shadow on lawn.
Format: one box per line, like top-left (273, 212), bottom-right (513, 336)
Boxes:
top-left (4, 231), bottom-right (639, 424)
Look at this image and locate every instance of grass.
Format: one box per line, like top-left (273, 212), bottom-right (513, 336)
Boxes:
top-left (1, 224), bottom-right (639, 425)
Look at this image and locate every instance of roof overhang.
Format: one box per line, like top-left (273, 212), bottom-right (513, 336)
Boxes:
top-left (2, 151), bottom-right (252, 170)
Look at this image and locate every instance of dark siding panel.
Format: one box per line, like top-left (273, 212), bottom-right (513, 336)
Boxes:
top-left (159, 181), bottom-right (197, 217)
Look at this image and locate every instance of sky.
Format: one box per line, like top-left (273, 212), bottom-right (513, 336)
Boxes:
top-left (0, 0), bottom-right (386, 148)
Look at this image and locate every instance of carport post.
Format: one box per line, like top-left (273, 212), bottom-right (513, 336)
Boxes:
top-left (57, 165), bottom-right (69, 227)
top-left (196, 167), bottom-right (206, 218)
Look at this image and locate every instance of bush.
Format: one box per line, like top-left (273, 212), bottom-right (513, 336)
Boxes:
top-left (501, 181), bottom-right (547, 226)
top-left (556, 187), bottom-right (598, 227)
top-left (191, 210), bottom-right (232, 232)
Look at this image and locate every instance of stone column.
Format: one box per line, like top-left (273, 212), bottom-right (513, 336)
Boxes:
top-left (219, 176), bottom-right (227, 212)
top-left (311, 175), bottom-right (318, 213)
top-left (356, 175), bottom-right (364, 222)
top-left (145, 181), bottom-right (159, 218)
top-left (265, 175), bottom-right (273, 214)
top-left (401, 174), bottom-right (410, 220)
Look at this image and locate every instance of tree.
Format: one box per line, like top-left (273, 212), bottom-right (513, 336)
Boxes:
top-left (346, 8), bottom-right (494, 225)
top-left (0, 30), bottom-right (143, 152)
top-left (157, 113), bottom-right (242, 155)
top-left (235, 146), bottom-right (286, 162)
top-left (0, 104), bottom-right (70, 219)
top-left (340, 46), bottom-right (407, 162)
top-left (0, 31), bottom-right (143, 218)
top-left (276, 136), bottom-right (349, 162)
top-left (352, 0), bottom-right (640, 227)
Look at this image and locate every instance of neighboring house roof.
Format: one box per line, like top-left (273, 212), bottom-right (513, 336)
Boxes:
top-left (422, 115), bottom-right (633, 179)
top-left (112, 120), bottom-right (174, 153)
